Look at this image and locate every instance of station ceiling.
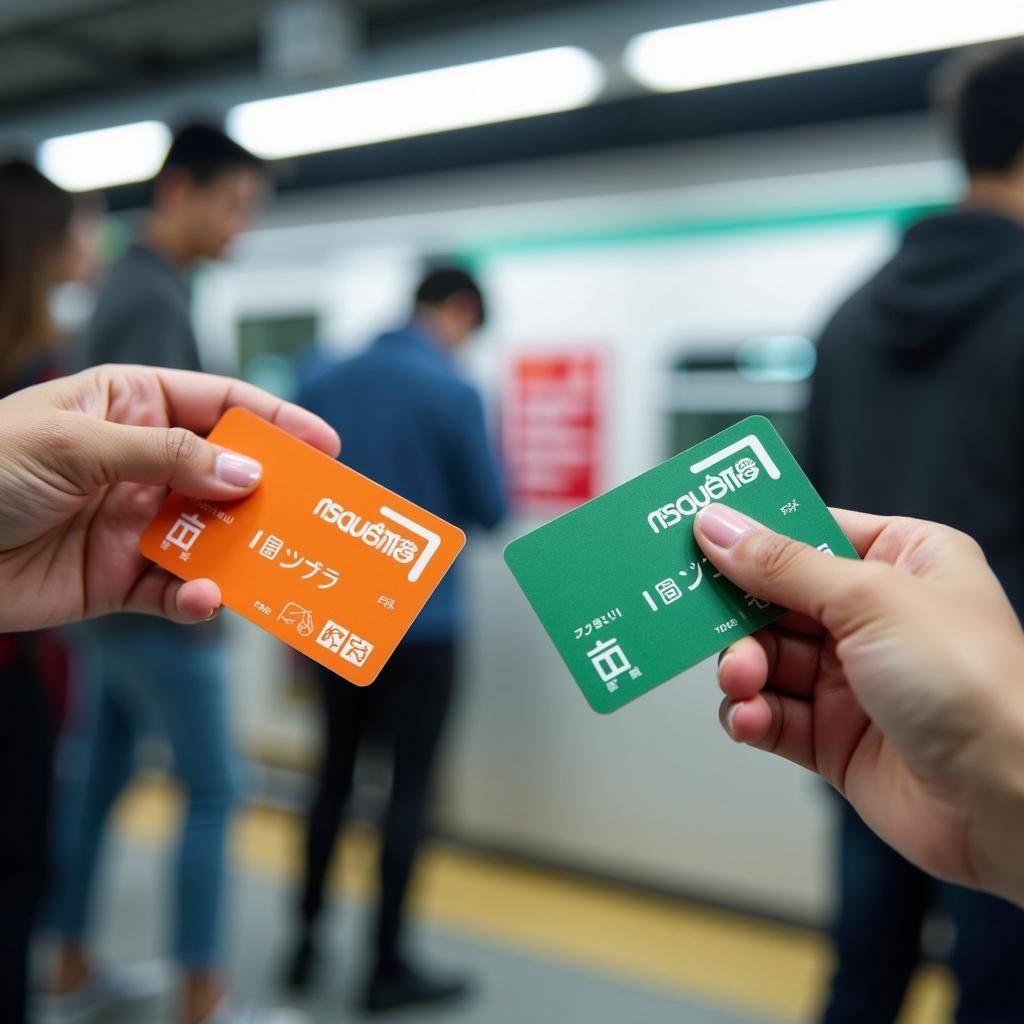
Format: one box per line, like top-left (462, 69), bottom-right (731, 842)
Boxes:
top-left (0, 0), bottom-right (573, 117)
top-left (1, 0), bottom-right (954, 201)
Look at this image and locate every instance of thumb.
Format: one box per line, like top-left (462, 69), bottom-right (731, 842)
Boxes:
top-left (694, 503), bottom-right (874, 626)
top-left (78, 418), bottom-right (264, 500)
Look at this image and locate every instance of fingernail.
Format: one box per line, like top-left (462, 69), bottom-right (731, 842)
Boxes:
top-left (696, 504), bottom-right (756, 549)
top-left (216, 451), bottom-right (261, 488)
top-left (726, 702), bottom-right (741, 739)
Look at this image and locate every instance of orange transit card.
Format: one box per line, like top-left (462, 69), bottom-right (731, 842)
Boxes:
top-left (139, 407), bottom-right (466, 685)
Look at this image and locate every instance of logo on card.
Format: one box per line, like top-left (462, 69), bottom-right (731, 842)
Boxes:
top-left (315, 618), bottom-right (375, 667)
top-left (277, 602), bottom-right (315, 637)
top-left (312, 498), bottom-right (441, 583)
top-left (647, 434), bottom-right (781, 534)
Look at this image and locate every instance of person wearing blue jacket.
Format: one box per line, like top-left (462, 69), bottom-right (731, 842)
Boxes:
top-left (286, 268), bottom-right (506, 1014)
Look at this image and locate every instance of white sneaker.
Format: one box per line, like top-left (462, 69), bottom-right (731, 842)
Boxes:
top-left (202, 999), bottom-right (310, 1024)
top-left (36, 960), bottom-right (172, 1023)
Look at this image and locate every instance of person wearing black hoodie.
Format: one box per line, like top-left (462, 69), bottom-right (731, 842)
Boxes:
top-left (807, 45), bottom-right (1024, 1024)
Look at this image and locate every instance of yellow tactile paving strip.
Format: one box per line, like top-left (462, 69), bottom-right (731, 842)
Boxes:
top-left (115, 779), bottom-right (954, 1023)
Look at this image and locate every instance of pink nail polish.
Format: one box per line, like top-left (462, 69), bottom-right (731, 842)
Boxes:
top-left (696, 504), bottom-right (757, 548)
top-left (216, 451), bottom-right (262, 488)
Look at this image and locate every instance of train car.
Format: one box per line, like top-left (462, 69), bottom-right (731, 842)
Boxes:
top-left (193, 113), bottom-right (958, 925)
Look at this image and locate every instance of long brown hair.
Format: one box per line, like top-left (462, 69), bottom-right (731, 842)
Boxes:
top-left (0, 160), bottom-right (76, 390)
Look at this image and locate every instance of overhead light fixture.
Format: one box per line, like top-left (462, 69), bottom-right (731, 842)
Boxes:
top-left (227, 46), bottom-right (605, 159)
top-left (37, 121), bottom-right (172, 192)
top-left (624, 0), bottom-right (1024, 93)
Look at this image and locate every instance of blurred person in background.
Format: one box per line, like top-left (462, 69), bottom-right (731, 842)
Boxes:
top-left (283, 268), bottom-right (506, 1014)
top-left (42, 126), bottom-right (302, 1024)
top-left (0, 161), bottom-right (99, 391)
top-left (807, 44), bottom-right (1024, 1024)
top-left (0, 159), bottom-right (100, 1024)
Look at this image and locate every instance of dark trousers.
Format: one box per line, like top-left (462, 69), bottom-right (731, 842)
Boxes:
top-left (297, 642), bottom-right (455, 969)
top-left (0, 660), bottom-right (55, 1024)
top-left (822, 798), bottom-right (1024, 1024)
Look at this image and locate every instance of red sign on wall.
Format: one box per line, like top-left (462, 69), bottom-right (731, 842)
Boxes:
top-left (503, 351), bottom-right (604, 510)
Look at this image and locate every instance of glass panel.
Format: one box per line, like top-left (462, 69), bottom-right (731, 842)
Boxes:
top-left (237, 312), bottom-right (319, 401)
top-left (668, 408), bottom-right (805, 461)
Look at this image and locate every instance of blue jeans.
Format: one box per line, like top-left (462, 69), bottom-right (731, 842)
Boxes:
top-left (51, 620), bottom-right (237, 967)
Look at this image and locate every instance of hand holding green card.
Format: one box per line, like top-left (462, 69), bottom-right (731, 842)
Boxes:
top-left (504, 416), bottom-right (858, 713)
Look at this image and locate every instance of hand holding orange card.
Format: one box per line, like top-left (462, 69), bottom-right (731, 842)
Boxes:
top-left (140, 407), bottom-right (466, 685)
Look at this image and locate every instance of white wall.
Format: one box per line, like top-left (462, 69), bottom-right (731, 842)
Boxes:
top-left (443, 223), bottom-right (896, 921)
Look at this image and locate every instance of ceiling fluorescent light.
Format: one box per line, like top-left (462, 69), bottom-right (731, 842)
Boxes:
top-left (227, 46), bottom-right (605, 159)
top-left (38, 121), bottom-right (171, 192)
top-left (625, 0), bottom-right (1024, 93)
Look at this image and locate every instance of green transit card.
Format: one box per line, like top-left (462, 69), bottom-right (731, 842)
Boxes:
top-left (503, 416), bottom-right (858, 714)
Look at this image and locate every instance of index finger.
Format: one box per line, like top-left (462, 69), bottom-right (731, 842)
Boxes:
top-left (154, 367), bottom-right (340, 457)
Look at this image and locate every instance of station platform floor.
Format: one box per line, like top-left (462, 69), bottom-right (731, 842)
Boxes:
top-left (72, 779), bottom-right (955, 1024)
